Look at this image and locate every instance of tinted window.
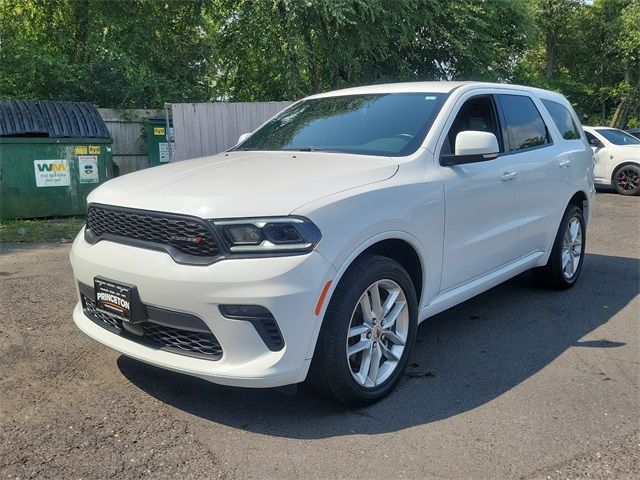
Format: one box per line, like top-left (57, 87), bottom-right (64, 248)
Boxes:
top-left (542, 99), bottom-right (581, 140)
top-left (235, 93), bottom-right (447, 156)
top-left (585, 131), bottom-right (597, 144)
top-left (442, 95), bottom-right (501, 155)
top-left (498, 95), bottom-right (550, 151)
top-left (595, 128), bottom-right (640, 145)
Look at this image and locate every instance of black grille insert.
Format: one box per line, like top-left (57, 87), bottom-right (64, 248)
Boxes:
top-left (81, 294), bottom-right (223, 360)
top-left (86, 205), bottom-right (220, 259)
top-left (142, 323), bottom-right (223, 358)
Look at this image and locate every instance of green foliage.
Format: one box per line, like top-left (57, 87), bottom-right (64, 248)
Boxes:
top-left (205, 0), bottom-right (533, 100)
top-left (0, 0), bottom-right (212, 107)
top-left (0, 0), bottom-right (637, 126)
top-left (516, 0), bottom-right (639, 127)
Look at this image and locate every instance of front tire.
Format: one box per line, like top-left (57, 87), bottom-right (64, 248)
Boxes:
top-left (613, 164), bottom-right (640, 195)
top-left (308, 255), bottom-right (418, 406)
top-left (532, 205), bottom-right (586, 289)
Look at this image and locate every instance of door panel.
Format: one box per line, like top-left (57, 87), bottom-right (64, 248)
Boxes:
top-left (592, 146), bottom-right (609, 182)
top-left (513, 144), bottom-right (570, 254)
top-left (438, 94), bottom-right (520, 292)
top-left (440, 156), bottom-right (520, 291)
top-left (494, 93), bottom-right (560, 257)
top-left (586, 131), bottom-right (608, 182)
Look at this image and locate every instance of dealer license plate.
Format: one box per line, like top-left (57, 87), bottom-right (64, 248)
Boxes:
top-left (94, 277), bottom-right (132, 321)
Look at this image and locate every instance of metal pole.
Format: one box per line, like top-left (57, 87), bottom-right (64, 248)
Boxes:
top-left (164, 102), bottom-right (173, 162)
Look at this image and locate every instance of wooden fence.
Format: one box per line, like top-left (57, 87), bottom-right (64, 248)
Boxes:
top-left (170, 101), bottom-right (292, 161)
top-left (98, 108), bottom-right (164, 175)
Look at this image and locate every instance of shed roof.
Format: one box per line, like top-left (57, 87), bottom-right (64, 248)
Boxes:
top-left (0, 100), bottom-right (110, 138)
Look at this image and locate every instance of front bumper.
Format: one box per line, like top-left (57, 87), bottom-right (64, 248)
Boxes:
top-left (70, 230), bottom-right (335, 388)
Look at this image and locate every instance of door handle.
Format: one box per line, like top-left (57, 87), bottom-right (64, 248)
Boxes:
top-left (559, 159), bottom-right (572, 168)
top-left (500, 171), bottom-right (518, 181)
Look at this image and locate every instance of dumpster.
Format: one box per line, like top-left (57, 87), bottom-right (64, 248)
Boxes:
top-left (0, 100), bottom-right (113, 219)
top-left (147, 118), bottom-right (173, 167)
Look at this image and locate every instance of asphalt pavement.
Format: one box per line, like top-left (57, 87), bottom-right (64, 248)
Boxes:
top-left (0, 192), bottom-right (638, 479)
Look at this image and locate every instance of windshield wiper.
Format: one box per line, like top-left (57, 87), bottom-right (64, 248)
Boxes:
top-left (285, 147), bottom-right (339, 152)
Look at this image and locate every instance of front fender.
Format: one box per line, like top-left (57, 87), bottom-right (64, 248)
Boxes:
top-left (294, 178), bottom-right (445, 361)
top-left (608, 160), bottom-right (640, 185)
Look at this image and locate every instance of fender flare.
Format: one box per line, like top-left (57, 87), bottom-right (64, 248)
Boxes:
top-left (610, 160), bottom-right (640, 186)
top-left (304, 230), bottom-right (426, 360)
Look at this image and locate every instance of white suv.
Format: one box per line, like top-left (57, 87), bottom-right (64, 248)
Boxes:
top-left (70, 82), bottom-right (594, 405)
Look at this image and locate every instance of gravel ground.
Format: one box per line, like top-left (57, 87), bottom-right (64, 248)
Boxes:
top-left (1, 192), bottom-right (638, 479)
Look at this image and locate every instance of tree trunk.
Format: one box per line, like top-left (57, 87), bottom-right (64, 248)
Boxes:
top-left (73, 0), bottom-right (90, 62)
top-left (302, 28), bottom-right (318, 95)
top-left (545, 34), bottom-right (555, 79)
top-left (610, 70), bottom-right (638, 129)
top-left (277, 1), bottom-right (302, 97)
top-left (543, 0), bottom-right (556, 79)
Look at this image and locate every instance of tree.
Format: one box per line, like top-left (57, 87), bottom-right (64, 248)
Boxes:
top-left (0, 0), bottom-right (213, 107)
top-left (0, 0), bottom-right (636, 128)
top-left (516, 0), bottom-right (639, 127)
top-left (609, 0), bottom-right (640, 128)
top-left (203, 0), bottom-right (533, 101)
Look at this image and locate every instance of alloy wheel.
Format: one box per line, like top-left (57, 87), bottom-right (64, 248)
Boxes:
top-left (346, 279), bottom-right (409, 388)
top-left (562, 216), bottom-right (583, 279)
top-left (616, 167), bottom-right (640, 193)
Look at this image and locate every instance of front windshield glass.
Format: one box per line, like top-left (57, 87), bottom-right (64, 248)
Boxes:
top-left (234, 93), bottom-right (448, 156)
top-left (596, 128), bottom-right (640, 145)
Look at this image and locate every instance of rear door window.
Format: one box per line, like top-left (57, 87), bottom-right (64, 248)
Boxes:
top-left (542, 99), bottom-right (581, 140)
top-left (497, 94), bottom-right (551, 152)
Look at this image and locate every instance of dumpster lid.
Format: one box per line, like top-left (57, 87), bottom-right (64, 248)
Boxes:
top-left (0, 100), bottom-right (110, 138)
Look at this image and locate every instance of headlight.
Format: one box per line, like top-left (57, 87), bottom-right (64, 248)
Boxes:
top-left (211, 217), bottom-right (321, 254)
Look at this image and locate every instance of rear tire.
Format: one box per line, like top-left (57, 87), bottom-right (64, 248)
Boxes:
top-left (613, 164), bottom-right (640, 195)
top-left (307, 255), bottom-right (417, 406)
top-left (532, 205), bottom-right (586, 290)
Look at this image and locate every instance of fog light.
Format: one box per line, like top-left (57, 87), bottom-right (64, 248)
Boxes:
top-left (219, 304), bottom-right (284, 351)
top-left (219, 304), bottom-right (271, 319)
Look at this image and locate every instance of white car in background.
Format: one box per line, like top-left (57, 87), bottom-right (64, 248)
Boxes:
top-left (584, 126), bottom-right (640, 195)
top-left (70, 82), bottom-right (594, 405)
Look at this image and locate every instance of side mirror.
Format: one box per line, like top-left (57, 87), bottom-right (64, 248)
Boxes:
top-left (589, 138), bottom-right (603, 149)
top-left (441, 131), bottom-right (500, 166)
top-left (237, 133), bottom-right (251, 144)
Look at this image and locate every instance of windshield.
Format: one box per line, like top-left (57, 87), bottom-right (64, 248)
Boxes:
top-left (234, 93), bottom-right (448, 156)
top-left (595, 128), bottom-right (640, 145)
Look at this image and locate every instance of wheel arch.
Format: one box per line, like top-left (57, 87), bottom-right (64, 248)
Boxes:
top-left (305, 232), bottom-right (427, 360)
top-left (354, 238), bottom-right (423, 306)
top-left (567, 189), bottom-right (591, 224)
top-left (610, 160), bottom-right (640, 186)
top-left (568, 189), bottom-right (588, 211)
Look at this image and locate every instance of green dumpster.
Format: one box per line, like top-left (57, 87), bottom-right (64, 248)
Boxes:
top-left (0, 100), bottom-right (113, 220)
top-left (0, 137), bottom-right (113, 219)
top-left (147, 118), bottom-right (173, 167)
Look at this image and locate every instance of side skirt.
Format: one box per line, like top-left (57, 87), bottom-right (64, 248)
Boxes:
top-left (418, 251), bottom-right (547, 323)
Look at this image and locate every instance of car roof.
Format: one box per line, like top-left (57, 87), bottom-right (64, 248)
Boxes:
top-left (306, 81), bottom-right (570, 104)
top-left (584, 126), bottom-right (622, 131)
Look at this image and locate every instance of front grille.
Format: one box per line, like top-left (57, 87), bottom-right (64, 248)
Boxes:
top-left (82, 295), bottom-right (222, 360)
top-left (83, 296), bottom-right (122, 331)
top-left (86, 205), bottom-right (220, 257)
top-left (142, 323), bottom-right (223, 358)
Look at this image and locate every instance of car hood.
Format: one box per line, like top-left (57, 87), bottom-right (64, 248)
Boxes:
top-left (89, 151), bottom-right (398, 218)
